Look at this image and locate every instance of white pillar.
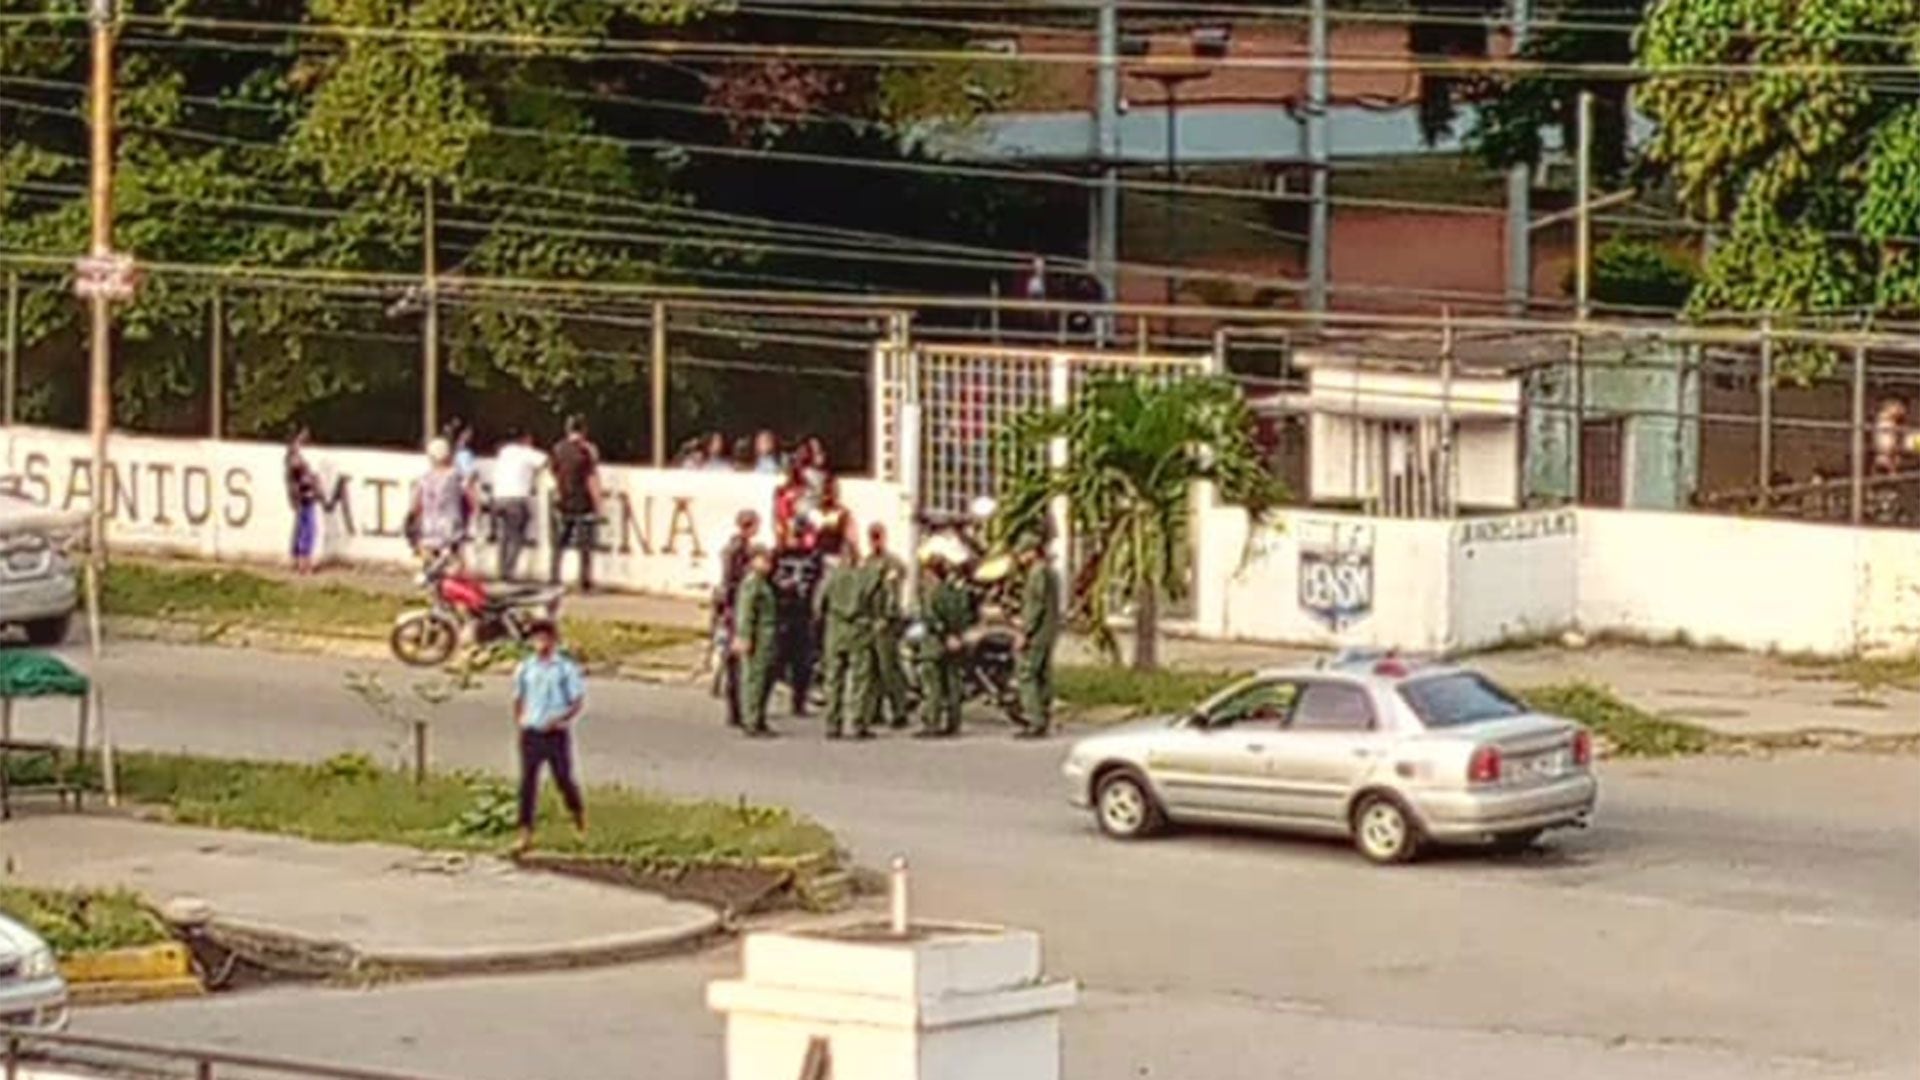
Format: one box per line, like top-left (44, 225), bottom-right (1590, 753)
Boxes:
top-left (709, 922), bottom-right (1077, 1080)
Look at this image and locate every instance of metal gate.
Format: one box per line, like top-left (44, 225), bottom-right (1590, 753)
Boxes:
top-left (873, 342), bottom-right (1214, 514)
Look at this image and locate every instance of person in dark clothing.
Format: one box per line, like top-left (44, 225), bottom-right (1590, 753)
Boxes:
top-left (717, 510), bottom-right (760, 728)
top-left (772, 540), bottom-right (823, 717)
top-left (285, 427), bottom-right (321, 574)
top-left (549, 416), bottom-right (603, 591)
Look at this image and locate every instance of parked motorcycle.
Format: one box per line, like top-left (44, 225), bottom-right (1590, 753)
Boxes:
top-left (389, 551), bottom-right (564, 667)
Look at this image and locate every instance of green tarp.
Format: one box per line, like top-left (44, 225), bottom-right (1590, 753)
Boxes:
top-left (0, 650), bottom-right (88, 698)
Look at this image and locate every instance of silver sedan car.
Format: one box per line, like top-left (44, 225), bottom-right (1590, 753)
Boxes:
top-left (1062, 654), bottom-right (1597, 863)
top-left (0, 912), bottom-right (68, 1031)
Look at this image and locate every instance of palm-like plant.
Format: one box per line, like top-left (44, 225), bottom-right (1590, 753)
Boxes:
top-left (997, 374), bottom-right (1282, 670)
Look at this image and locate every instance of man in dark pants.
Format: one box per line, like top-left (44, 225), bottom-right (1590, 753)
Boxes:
top-left (865, 523), bottom-right (911, 728)
top-left (772, 538), bottom-right (822, 718)
top-left (913, 552), bottom-right (973, 738)
top-left (549, 416), bottom-right (603, 591)
top-left (1012, 531), bottom-right (1061, 738)
top-left (732, 546), bottom-right (779, 738)
top-left (717, 510), bottom-right (760, 728)
top-left (511, 620), bottom-right (587, 854)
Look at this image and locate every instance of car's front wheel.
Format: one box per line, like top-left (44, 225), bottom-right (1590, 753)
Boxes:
top-left (1352, 793), bottom-right (1422, 865)
top-left (1093, 769), bottom-right (1165, 840)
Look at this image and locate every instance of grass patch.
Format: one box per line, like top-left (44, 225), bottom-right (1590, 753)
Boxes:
top-left (1056, 665), bottom-right (1246, 719)
top-left (106, 560), bottom-right (698, 664)
top-left (106, 562), bottom-right (402, 636)
top-left (1520, 682), bottom-right (1717, 757)
top-left (1821, 655), bottom-right (1920, 693)
top-left (113, 751), bottom-right (836, 868)
top-left (0, 885), bottom-right (172, 955)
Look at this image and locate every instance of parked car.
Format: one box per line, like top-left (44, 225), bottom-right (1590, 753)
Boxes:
top-left (0, 491), bottom-right (78, 646)
top-left (0, 912), bottom-right (69, 1031)
top-left (1061, 652), bottom-right (1598, 864)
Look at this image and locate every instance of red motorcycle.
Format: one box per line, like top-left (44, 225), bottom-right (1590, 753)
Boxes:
top-left (389, 551), bottom-right (564, 667)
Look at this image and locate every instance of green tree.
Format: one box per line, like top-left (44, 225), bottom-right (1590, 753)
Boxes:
top-left (997, 376), bottom-right (1282, 671)
top-left (1638, 0), bottom-right (1920, 355)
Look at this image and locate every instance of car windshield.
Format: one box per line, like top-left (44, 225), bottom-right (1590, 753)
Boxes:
top-left (1398, 672), bottom-right (1528, 728)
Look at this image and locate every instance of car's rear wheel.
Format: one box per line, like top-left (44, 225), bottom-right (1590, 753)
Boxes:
top-left (1352, 793), bottom-right (1422, 865)
top-left (1094, 769), bottom-right (1164, 840)
top-left (24, 614), bottom-right (71, 646)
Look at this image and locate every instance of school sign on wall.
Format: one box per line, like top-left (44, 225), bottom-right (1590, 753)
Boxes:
top-left (0, 426), bottom-right (909, 600)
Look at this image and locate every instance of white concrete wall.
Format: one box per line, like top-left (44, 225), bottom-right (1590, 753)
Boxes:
top-left (1200, 500), bottom-right (1919, 658)
top-left (1447, 511), bottom-right (1579, 651)
top-left (1573, 509), bottom-right (1890, 656)
top-left (1198, 504), bottom-right (1455, 652)
top-left (0, 426), bottom-right (910, 600)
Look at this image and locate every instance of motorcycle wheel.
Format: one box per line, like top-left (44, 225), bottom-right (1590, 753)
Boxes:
top-left (390, 611), bottom-right (460, 667)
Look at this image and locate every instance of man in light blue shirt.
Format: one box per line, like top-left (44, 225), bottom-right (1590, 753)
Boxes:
top-left (512, 620), bottom-right (587, 854)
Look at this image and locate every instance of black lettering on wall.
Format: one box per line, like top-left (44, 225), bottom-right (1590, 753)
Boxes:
top-left (364, 477), bottom-right (401, 537)
top-left (182, 466), bottom-right (213, 525)
top-left (20, 453), bottom-right (49, 505)
top-left (223, 468), bottom-right (252, 527)
top-left (109, 461), bottom-right (139, 521)
top-left (61, 457), bottom-right (92, 512)
top-left (666, 498), bottom-right (702, 558)
top-left (148, 462), bottom-right (175, 525)
top-left (617, 492), bottom-right (651, 556)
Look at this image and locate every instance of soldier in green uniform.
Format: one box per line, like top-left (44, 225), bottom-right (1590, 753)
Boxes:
top-left (815, 543), bottom-right (881, 740)
top-left (730, 546), bottom-right (780, 738)
top-left (1013, 531), bottom-right (1061, 739)
top-left (865, 523), bottom-right (912, 729)
top-left (913, 551), bottom-right (973, 739)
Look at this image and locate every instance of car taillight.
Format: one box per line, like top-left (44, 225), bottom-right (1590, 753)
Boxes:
top-left (1467, 745), bottom-right (1502, 785)
top-left (1572, 729), bottom-right (1593, 767)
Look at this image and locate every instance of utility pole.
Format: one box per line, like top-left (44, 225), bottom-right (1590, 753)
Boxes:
top-left (85, 0), bottom-right (116, 561)
top-left (421, 182), bottom-right (440, 443)
top-left (1093, 0), bottom-right (1120, 337)
top-left (1574, 89), bottom-right (1594, 322)
top-left (1504, 0), bottom-right (1532, 315)
top-left (1306, 0), bottom-right (1330, 314)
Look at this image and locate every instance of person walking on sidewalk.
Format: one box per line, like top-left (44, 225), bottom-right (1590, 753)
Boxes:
top-left (512, 620), bottom-right (587, 854)
top-left (716, 510), bottom-right (760, 728)
top-left (491, 429), bottom-right (547, 581)
top-left (732, 546), bottom-right (780, 738)
top-left (549, 416), bottom-right (604, 592)
top-left (1012, 531), bottom-right (1061, 739)
top-left (815, 542), bottom-right (881, 740)
top-left (865, 522), bottom-right (911, 728)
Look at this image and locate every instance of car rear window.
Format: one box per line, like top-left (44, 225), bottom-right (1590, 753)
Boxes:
top-left (1398, 673), bottom-right (1528, 728)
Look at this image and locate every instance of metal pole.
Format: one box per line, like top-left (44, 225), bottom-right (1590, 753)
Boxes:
top-left (1307, 0), bottom-right (1330, 315)
top-left (208, 286), bottom-right (224, 438)
top-left (1440, 307), bottom-right (1455, 517)
top-left (1758, 320), bottom-right (1774, 504)
top-left (650, 300), bottom-right (667, 466)
top-left (1850, 341), bottom-right (1867, 524)
top-left (422, 183), bottom-right (439, 443)
top-left (1569, 334), bottom-right (1584, 503)
top-left (3, 271), bottom-right (17, 426)
top-left (1093, 0), bottom-right (1120, 337)
top-left (1575, 89), bottom-right (1594, 322)
top-left (1164, 80), bottom-right (1179, 307)
top-left (1505, 0), bottom-right (1532, 315)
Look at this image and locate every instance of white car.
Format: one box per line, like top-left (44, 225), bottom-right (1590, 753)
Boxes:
top-left (1062, 653), bottom-right (1598, 864)
top-left (0, 913), bottom-right (68, 1031)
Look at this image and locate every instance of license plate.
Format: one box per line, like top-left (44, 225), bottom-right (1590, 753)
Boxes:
top-left (1530, 751), bottom-right (1570, 778)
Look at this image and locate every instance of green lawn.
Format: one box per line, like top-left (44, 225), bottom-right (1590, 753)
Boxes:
top-left (113, 752), bottom-right (837, 868)
top-left (0, 885), bottom-right (172, 955)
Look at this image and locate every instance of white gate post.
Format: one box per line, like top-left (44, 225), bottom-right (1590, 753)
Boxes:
top-left (1046, 354), bottom-right (1072, 589)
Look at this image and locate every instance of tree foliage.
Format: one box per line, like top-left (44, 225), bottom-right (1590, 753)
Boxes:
top-left (1638, 0), bottom-right (1920, 343)
top-left (997, 376), bottom-right (1283, 670)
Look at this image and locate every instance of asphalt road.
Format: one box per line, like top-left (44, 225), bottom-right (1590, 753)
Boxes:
top-left (20, 641), bottom-right (1920, 1080)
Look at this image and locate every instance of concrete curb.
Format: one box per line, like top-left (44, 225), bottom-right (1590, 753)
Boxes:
top-left (199, 905), bottom-right (724, 981)
top-left (59, 943), bottom-right (206, 1006)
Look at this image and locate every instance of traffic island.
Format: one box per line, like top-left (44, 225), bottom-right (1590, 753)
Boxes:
top-left (0, 885), bottom-right (203, 1005)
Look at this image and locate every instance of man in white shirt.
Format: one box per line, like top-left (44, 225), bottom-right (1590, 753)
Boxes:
top-left (491, 429), bottom-right (548, 581)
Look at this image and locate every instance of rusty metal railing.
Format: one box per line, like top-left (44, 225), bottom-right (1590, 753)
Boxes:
top-left (2, 1028), bottom-right (463, 1080)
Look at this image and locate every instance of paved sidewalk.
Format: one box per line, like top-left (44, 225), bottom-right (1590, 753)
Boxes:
top-left (160, 559), bottom-right (1920, 739)
top-left (0, 814), bottom-right (720, 976)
